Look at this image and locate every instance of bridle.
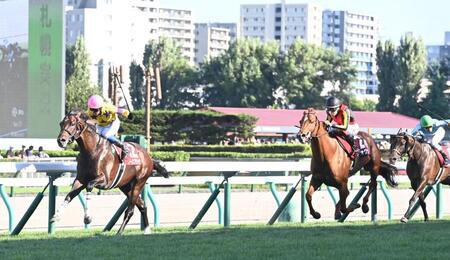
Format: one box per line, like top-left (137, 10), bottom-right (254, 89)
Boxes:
top-left (298, 111), bottom-right (328, 140)
top-left (61, 113), bottom-right (88, 143)
top-left (391, 134), bottom-right (416, 159)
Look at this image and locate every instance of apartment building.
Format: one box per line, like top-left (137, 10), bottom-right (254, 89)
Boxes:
top-left (426, 31), bottom-right (450, 63)
top-left (240, 2), bottom-right (322, 51)
top-left (323, 10), bottom-right (380, 94)
top-left (194, 23), bottom-right (230, 65)
top-left (208, 22), bottom-right (240, 42)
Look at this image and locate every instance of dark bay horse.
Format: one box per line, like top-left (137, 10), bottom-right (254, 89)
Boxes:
top-left (297, 108), bottom-right (397, 219)
top-left (389, 132), bottom-right (450, 222)
top-left (54, 109), bottom-right (169, 234)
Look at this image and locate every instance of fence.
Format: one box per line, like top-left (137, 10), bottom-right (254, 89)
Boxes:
top-left (0, 160), bottom-right (440, 235)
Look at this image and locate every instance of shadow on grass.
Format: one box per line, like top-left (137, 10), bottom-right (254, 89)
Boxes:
top-left (1, 220), bottom-right (450, 259)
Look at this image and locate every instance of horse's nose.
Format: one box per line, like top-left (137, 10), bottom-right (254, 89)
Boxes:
top-left (57, 138), bottom-right (67, 148)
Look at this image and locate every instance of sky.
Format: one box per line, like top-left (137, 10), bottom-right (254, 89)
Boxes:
top-left (162, 0), bottom-right (450, 45)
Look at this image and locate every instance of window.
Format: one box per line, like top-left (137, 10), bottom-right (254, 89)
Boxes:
top-left (275, 26), bottom-right (281, 31)
top-left (275, 17), bottom-right (281, 22)
top-left (276, 7), bottom-right (281, 13)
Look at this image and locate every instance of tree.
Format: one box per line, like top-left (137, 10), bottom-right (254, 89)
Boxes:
top-left (376, 40), bottom-right (398, 112)
top-left (129, 61), bottom-right (145, 110)
top-left (142, 38), bottom-right (199, 108)
top-left (65, 45), bottom-right (75, 83)
top-left (65, 36), bottom-right (99, 112)
top-left (396, 33), bottom-right (427, 117)
top-left (280, 40), bottom-right (356, 109)
top-left (421, 56), bottom-right (450, 118)
top-left (201, 39), bottom-right (280, 107)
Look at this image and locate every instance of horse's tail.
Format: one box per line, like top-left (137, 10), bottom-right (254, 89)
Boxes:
top-left (379, 161), bottom-right (398, 187)
top-left (152, 159), bottom-right (169, 178)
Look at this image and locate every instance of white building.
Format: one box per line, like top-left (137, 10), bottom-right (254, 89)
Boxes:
top-left (208, 22), bottom-right (240, 42)
top-left (66, 0), bottom-right (154, 98)
top-left (194, 23), bottom-right (230, 65)
top-left (158, 7), bottom-right (195, 64)
top-left (240, 2), bottom-right (322, 51)
top-left (426, 31), bottom-right (450, 63)
top-left (322, 10), bottom-right (380, 95)
top-left (65, 0), bottom-right (195, 96)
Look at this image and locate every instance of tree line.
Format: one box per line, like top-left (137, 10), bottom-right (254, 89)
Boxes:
top-left (65, 34), bottom-right (449, 118)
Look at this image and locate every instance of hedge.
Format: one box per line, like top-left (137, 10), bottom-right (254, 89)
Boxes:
top-left (121, 109), bottom-right (257, 144)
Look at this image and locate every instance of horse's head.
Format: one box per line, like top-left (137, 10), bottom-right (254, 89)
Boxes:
top-left (296, 108), bottom-right (320, 144)
top-left (57, 109), bottom-right (90, 148)
top-left (389, 131), bottom-right (415, 164)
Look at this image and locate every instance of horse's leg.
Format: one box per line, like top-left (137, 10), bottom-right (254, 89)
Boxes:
top-left (401, 179), bottom-right (428, 223)
top-left (306, 177), bottom-right (322, 219)
top-left (118, 182), bottom-right (150, 234)
top-left (338, 181), bottom-right (360, 214)
top-left (117, 179), bottom-right (145, 235)
top-left (51, 179), bottom-right (86, 222)
top-left (334, 201), bottom-right (342, 220)
top-left (418, 192), bottom-right (428, 222)
top-left (361, 174), bottom-right (377, 214)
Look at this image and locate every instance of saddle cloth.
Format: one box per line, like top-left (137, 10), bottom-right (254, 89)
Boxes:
top-left (432, 147), bottom-right (447, 167)
top-left (335, 135), bottom-right (369, 160)
top-left (113, 142), bottom-right (141, 165)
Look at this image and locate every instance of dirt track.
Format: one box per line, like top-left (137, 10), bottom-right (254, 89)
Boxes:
top-left (1, 187), bottom-right (449, 233)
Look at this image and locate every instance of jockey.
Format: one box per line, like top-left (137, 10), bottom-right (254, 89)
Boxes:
top-left (324, 96), bottom-right (363, 156)
top-left (412, 115), bottom-right (450, 165)
top-left (87, 94), bottom-right (130, 160)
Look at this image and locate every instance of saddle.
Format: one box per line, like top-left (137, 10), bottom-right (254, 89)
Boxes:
top-left (334, 134), bottom-right (369, 160)
top-left (431, 147), bottom-right (449, 168)
top-left (113, 142), bottom-right (141, 165)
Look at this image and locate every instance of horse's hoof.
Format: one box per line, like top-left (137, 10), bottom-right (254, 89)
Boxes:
top-left (362, 204), bottom-right (369, 213)
top-left (348, 203), bottom-right (361, 212)
top-left (312, 212), bottom-right (321, 219)
top-left (424, 218), bottom-right (429, 222)
top-left (84, 215), bottom-right (92, 225)
top-left (334, 212), bottom-right (342, 220)
top-left (143, 227), bottom-right (151, 235)
top-left (400, 217), bottom-right (409, 223)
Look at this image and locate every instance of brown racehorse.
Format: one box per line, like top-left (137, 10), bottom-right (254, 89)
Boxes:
top-left (389, 131), bottom-right (450, 222)
top-left (297, 108), bottom-right (397, 219)
top-left (53, 109), bottom-right (169, 234)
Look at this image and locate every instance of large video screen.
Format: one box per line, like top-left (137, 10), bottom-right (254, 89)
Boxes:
top-left (0, 0), bottom-right (63, 138)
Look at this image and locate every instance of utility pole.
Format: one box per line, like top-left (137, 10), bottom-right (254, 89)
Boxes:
top-left (145, 67), bottom-right (153, 153)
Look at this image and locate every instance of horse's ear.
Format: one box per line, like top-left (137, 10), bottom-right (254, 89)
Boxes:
top-left (397, 128), bottom-right (402, 134)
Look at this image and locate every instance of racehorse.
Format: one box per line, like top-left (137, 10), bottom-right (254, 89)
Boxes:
top-left (297, 108), bottom-right (398, 219)
top-left (54, 109), bottom-right (169, 234)
top-left (389, 131), bottom-right (450, 222)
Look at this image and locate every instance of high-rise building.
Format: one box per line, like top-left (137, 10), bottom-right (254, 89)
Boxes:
top-left (158, 7), bottom-right (195, 64)
top-left (66, 0), bottom-right (195, 95)
top-left (426, 31), bottom-right (450, 63)
top-left (240, 2), bottom-right (322, 51)
top-left (194, 23), bottom-right (230, 65)
top-left (208, 23), bottom-right (240, 42)
top-left (322, 10), bottom-right (379, 95)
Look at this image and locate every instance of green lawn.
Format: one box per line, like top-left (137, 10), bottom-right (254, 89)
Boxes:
top-left (1, 220), bottom-right (450, 259)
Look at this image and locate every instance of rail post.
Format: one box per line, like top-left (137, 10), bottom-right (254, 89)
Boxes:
top-left (379, 180), bottom-right (393, 220)
top-left (11, 183), bottom-right (49, 235)
top-left (189, 179), bottom-right (224, 229)
top-left (103, 198), bottom-right (129, 232)
top-left (0, 184), bottom-right (14, 232)
top-left (146, 184), bottom-right (160, 227)
top-left (207, 182), bottom-right (223, 225)
top-left (267, 176), bottom-right (303, 225)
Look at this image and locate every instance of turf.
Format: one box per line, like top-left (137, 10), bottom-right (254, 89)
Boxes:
top-left (1, 220), bottom-right (450, 259)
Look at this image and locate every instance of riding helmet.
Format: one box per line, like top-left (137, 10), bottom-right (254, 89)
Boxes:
top-left (420, 115), bottom-right (434, 128)
top-left (325, 96), bottom-right (341, 108)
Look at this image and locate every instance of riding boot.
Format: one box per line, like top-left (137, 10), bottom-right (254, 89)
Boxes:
top-left (115, 140), bottom-right (129, 160)
top-left (108, 137), bottom-right (129, 160)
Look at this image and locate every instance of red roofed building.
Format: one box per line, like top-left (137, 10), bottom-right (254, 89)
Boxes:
top-left (209, 107), bottom-right (419, 137)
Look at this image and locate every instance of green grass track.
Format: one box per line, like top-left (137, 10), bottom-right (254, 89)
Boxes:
top-left (1, 220), bottom-right (450, 259)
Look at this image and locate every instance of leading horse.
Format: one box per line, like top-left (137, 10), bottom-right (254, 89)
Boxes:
top-left (297, 108), bottom-right (397, 219)
top-left (54, 109), bottom-right (169, 234)
top-left (389, 131), bottom-right (450, 222)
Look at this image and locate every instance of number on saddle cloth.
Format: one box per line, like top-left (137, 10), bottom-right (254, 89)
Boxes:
top-left (354, 136), bottom-right (369, 157)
